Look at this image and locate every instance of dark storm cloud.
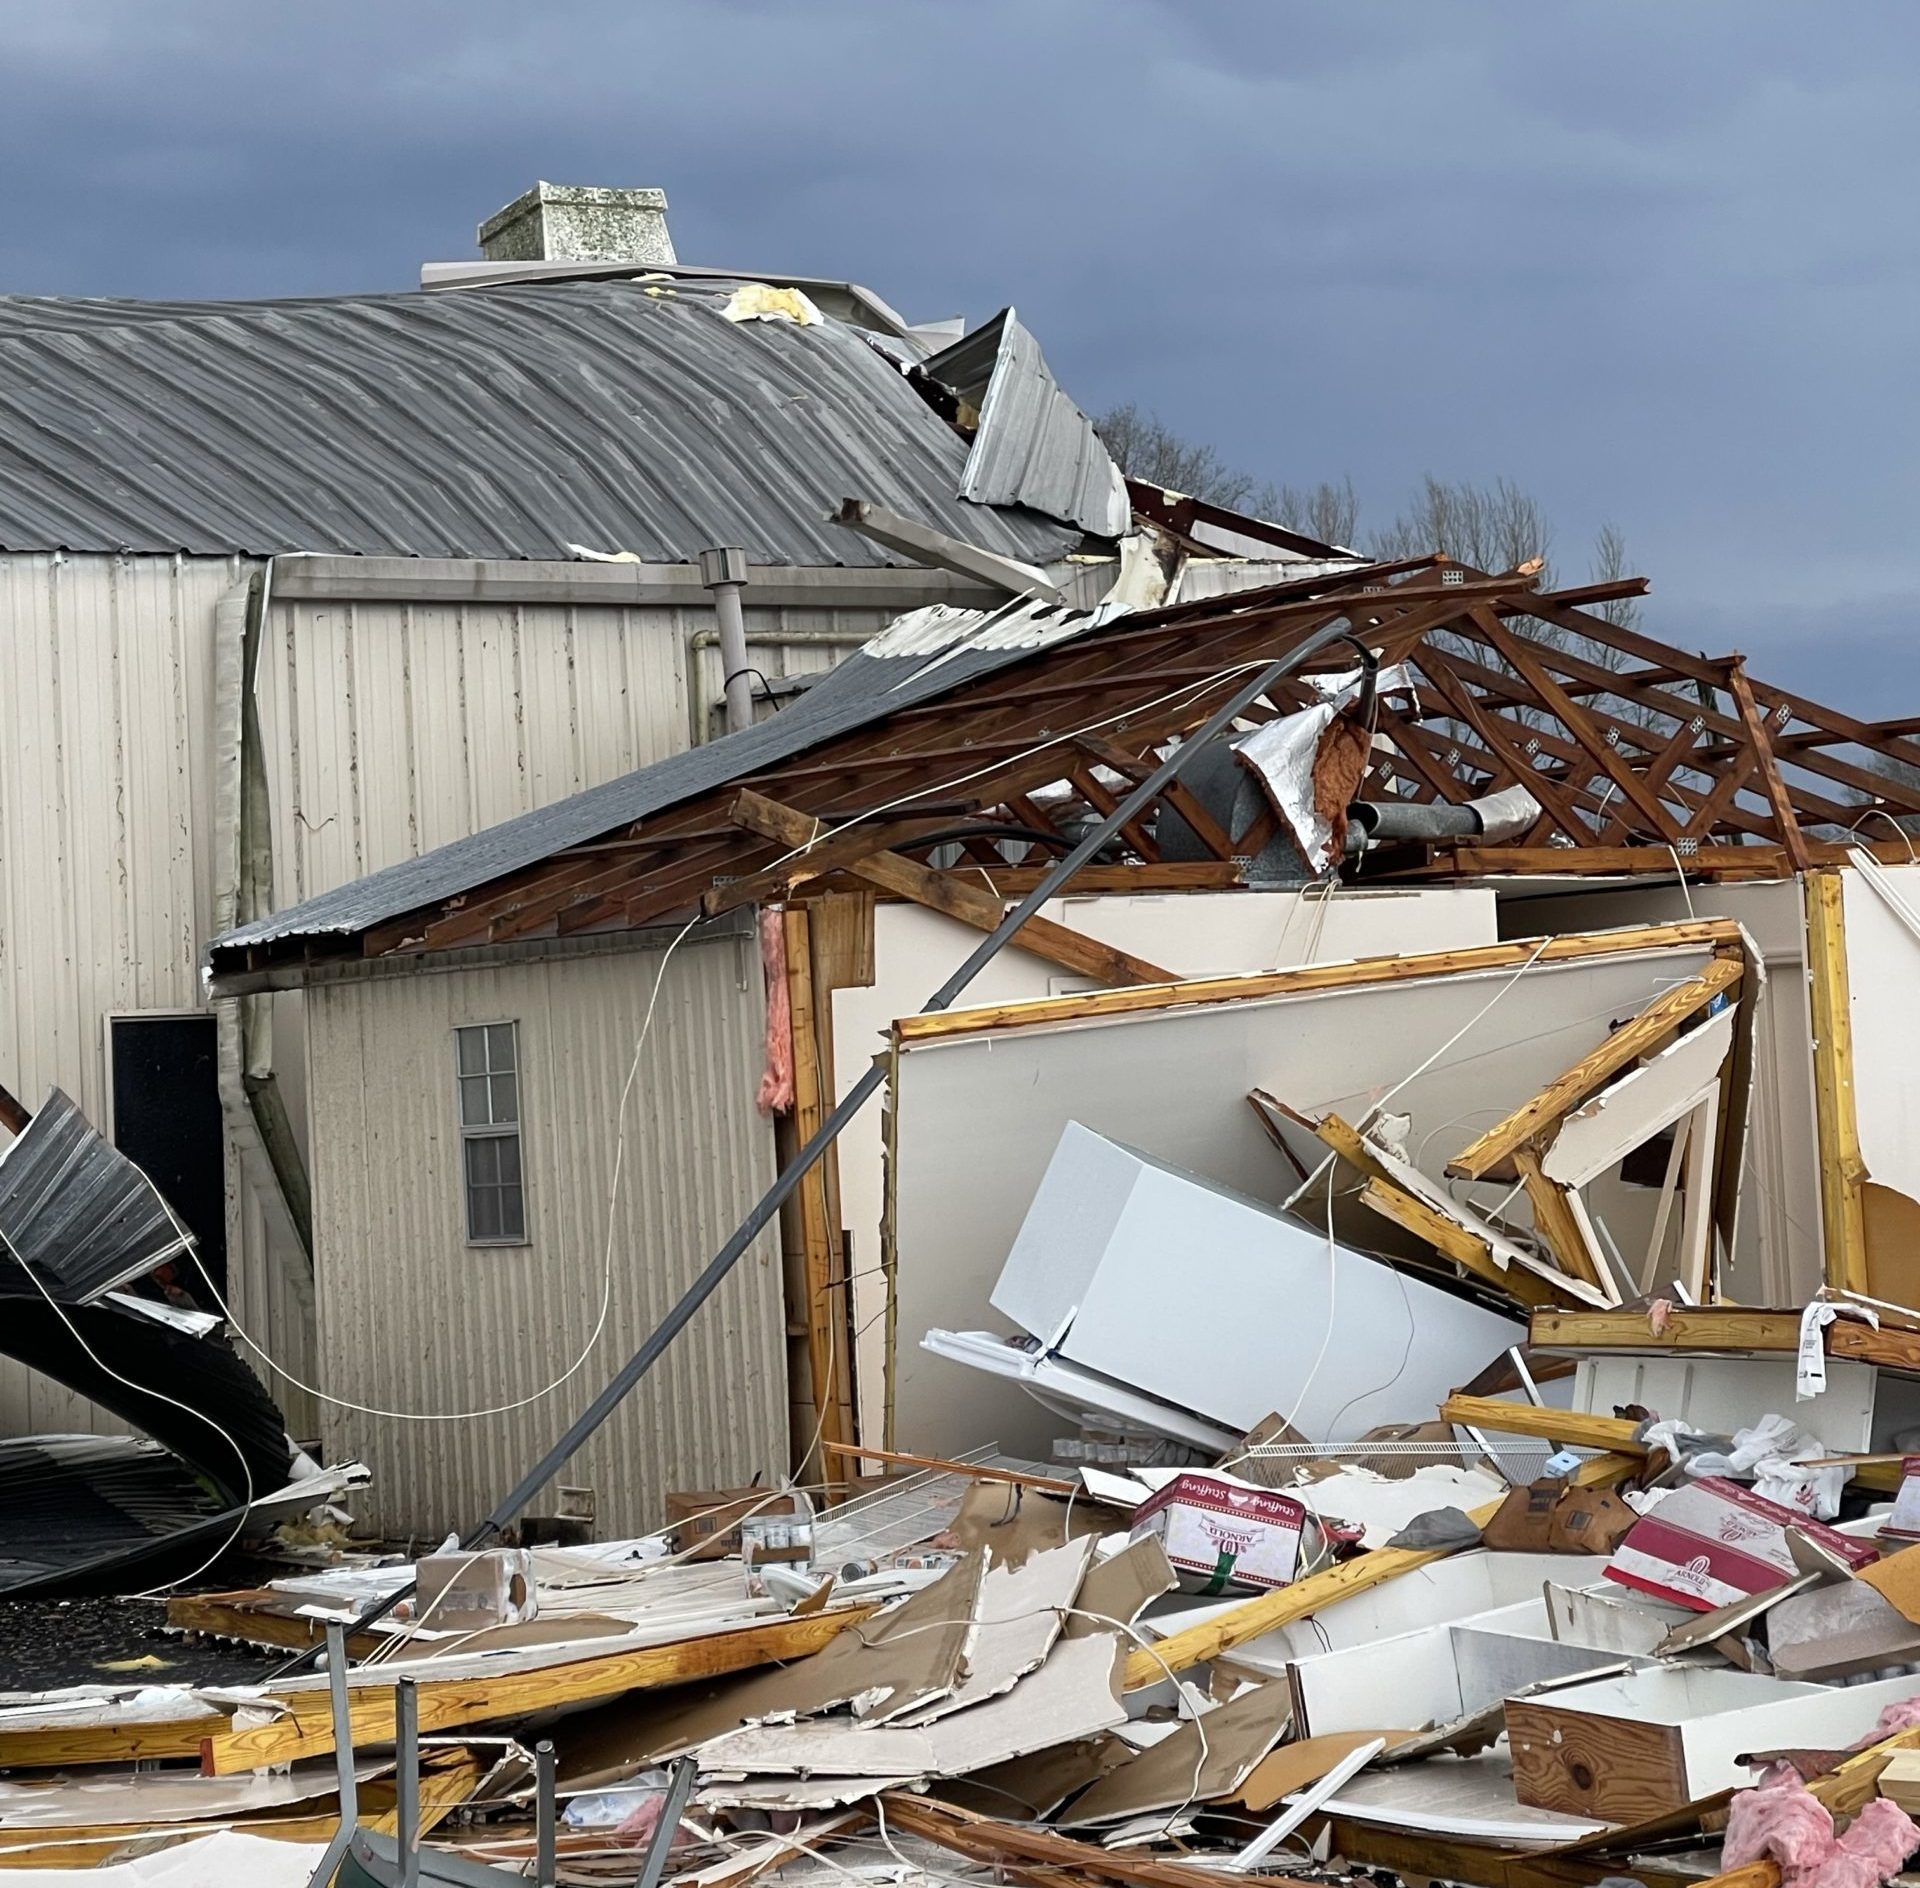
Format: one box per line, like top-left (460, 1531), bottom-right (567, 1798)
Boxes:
top-left (3, 0), bottom-right (1917, 709)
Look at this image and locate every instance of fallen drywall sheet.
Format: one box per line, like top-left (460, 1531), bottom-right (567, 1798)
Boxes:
top-left (1308, 1749), bottom-right (1607, 1844)
top-left (1543, 1010), bottom-right (1734, 1187)
top-left (839, 890), bottom-right (1499, 1451)
top-left (891, 938), bottom-right (1720, 1454)
top-left (1058, 1680), bottom-right (1293, 1827)
top-left (1287, 1465), bottom-right (1509, 1550)
top-left (898, 1538), bottom-right (1093, 1724)
top-left (0, 1759), bottom-right (383, 1830)
top-left (1066, 1536), bottom-right (1176, 1641)
top-left (0, 1829), bottom-right (330, 1887)
top-left (630, 1553), bottom-right (987, 1760)
top-left (696, 1631), bottom-right (1127, 1781)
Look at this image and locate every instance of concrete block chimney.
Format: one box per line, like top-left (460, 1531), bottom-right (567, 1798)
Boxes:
top-left (478, 183), bottom-right (676, 264)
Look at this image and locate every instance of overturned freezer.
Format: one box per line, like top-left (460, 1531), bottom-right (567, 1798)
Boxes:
top-left (884, 923), bottom-right (1746, 1456)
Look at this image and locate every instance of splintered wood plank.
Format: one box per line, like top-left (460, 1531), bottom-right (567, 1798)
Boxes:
top-left (785, 906), bottom-right (854, 1466)
top-left (0, 1605), bottom-right (871, 1782)
top-left (1305, 1107), bottom-right (1558, 1309)
top-left (1805, 869), bottom-right (1869, 1294)
top-left (729, 790), bottom-right (1176, 988)
top-left (1513, 1148), bottom-right (1611, 1296)
top-left (896, 921), bottom-right (1743, 1043)
top-left (1447, 955), bottom-right (1744, 1181)
top-left (1439, 1394), bottom-right (1646, 1458)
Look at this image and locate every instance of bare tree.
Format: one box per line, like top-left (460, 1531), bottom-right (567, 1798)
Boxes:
top-left (1256, 476), bottom-right (1361, 549)
top-left (1371, 475), bottom-right (1554, 580)
top-left (1093, 402), bottom-right (1263, 510)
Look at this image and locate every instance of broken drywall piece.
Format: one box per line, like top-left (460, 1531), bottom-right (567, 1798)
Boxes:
top-left (1289, 1465), bottom-right (1508, 1551)
top-left (1066, 1535), bottom-right (1176, 1641)
top-left (1235, 1731), bottom-right (1420, 1813)
top-left (1058, 1679), bottom-right (1292, 1827)
top-left (626, 1551), bottom-right (987, 1758)
top-left (1856, 1543), bottom-right (1920, 1625)
top-left (1766, 1579), bottom-right (1920, 1681)
top-left (1542, 1010), bottom-right (1734, 1187)
top-left (696, 1631), bottom-right (1127, 1782)
top-left (896, 1537), bottom-right (1093, 1725)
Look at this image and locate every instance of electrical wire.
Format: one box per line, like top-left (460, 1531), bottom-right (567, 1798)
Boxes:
top-left (11, 1240), bottom-right (255, 1600)
top-left (183, 912), bottom-right (703, 1425)
top-left (193, 653), bottom-right (1287, 1433)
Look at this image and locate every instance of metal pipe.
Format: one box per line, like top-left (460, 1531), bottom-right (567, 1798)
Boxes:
top-left (534, 1740), bottom-right (557, 1888)
top-left (395, 1677), bottom-right (420, 1888)
top-left (685, 625), bottom-right (871, 749)
top-left (699, 546), bottom-right (754, 735)
top-left (273, 625), bottom-right (1359, 1671)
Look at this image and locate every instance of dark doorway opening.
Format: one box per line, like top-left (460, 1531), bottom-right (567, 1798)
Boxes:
top-left (109, 1015), bottom-right (225, 1298)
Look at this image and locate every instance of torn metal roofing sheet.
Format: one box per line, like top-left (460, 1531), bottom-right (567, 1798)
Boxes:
top-left (0, 1089), bottom-right (192, 1304)
top-left (924, 309), bottom-right (1130, 540)
top-left (0, 279), bottom-right (1081, 565)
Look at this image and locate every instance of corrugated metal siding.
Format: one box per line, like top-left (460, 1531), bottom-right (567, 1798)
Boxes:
top-left (304, 934), bottom-right (784, 1542)
top-left (255, 596), bottom-right (896, 903)
top-left (0, 553), bottom-right (253, 1433)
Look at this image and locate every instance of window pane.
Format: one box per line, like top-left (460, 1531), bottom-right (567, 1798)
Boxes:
top-left (497, 1135), bottom-right (523, 1185)
top-left (490, 1072), bottom-right (518, 1125)
top-left (456, 1028), bottom-right (487, 1075)
top-left (465, 1135), bottom-right (498, 1187)
top-left (487, 1023), bottom-right (517, 1072)
top-left (468, 1182), bottom-right (501, 1242)
top-left (460, 1075), bottom-right (492, 1127)
top-left (498, 1182), bottom-right (526, 1242)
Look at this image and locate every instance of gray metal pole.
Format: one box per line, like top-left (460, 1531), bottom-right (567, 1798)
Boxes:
top-left (699, 546), bottom-right (753, 735)
top-left (396, 1677), bottom-right (420, 1888)
top-left (274, 621), bottom-right (1362, 1674)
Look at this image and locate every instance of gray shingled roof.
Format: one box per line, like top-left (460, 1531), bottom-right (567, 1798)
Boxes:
top-left (0, 279), bottom-right (1082, 565)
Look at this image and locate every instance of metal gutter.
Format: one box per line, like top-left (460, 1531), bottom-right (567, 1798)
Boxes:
top-left (270, 555), bottom-right (1009, 611)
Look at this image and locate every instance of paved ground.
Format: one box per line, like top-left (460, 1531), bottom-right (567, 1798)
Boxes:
top-left (0, 1587), bottom-right (285, 1691)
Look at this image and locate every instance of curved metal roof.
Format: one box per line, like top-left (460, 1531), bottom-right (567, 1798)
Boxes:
top-left (0, 279), bottom-right (1080, 565)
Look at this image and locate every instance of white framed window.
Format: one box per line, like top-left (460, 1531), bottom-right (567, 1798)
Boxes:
top-left (456, 1022), bottom-right (526, 1245)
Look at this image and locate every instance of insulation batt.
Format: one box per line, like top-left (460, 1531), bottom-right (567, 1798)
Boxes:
top-left (1723, 1766), bottom-right (1920, 1888)
top-left (756, 910), bottom-right (794, 1116)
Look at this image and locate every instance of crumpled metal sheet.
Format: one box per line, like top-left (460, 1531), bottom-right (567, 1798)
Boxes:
top-left (0, 1089), bottom-right (192, 1304)
top-left (924, 308), bottom-right (1130, 539)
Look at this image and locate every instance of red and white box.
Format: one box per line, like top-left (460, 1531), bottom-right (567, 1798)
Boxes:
top-left (1604, 1476), bottom-right (1876, 1613)
top-left (1129, 1473), bottom-right (1306, 1595)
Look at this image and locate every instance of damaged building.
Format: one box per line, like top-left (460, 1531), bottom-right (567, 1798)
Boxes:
top-left (12, 180), bottom-right (1920, 1888)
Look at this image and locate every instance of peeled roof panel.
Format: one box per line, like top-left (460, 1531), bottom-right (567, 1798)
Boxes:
top-left (0, 1089), bottom-right (192, 1303)
top-left (925, 309), bottom-right (1130, 540)
top-left (0, 281), bottom-right (1080, 565)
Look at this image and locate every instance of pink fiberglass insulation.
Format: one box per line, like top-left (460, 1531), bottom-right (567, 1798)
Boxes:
top-left (757, 909), bottom-right (794, 1116)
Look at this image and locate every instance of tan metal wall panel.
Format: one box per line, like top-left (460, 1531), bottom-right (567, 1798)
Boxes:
top-left (304, 933), bottom-right (784, 1542)
top-left (0, 553), bottom-right (257, 1436)
top-left (258, 597), bottom-right (894, 905)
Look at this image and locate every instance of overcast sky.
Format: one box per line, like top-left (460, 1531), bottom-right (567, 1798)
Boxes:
top-left (5, 1), bottom-right (1915, 708)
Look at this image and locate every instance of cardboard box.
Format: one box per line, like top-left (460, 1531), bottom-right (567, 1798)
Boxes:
top-left (413, 1548), bottom-right (538, 1629)
top-left (1130, 1474), bottom-right (1305, 1595)
top-left (664, 1486), bottom-right (798, 1561)
top-left (1603, 1476), bottom-right (1875, 1613)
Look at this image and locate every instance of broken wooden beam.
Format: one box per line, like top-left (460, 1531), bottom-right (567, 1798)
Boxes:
top-left (724, 789), bottom-right (1178, 987)
top-left (1448, 953), bottom-right (1744, 1180)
